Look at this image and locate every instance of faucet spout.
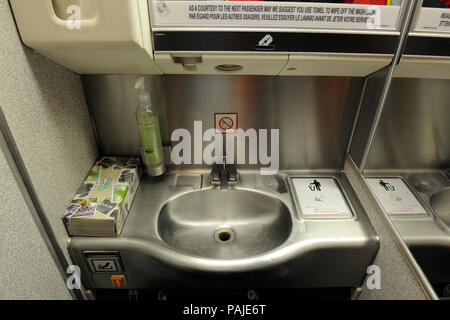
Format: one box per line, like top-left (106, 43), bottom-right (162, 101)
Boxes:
top-left (220, 166), bottom-right (229, 190)
top-left (210, 163), bottom-right (239, 190)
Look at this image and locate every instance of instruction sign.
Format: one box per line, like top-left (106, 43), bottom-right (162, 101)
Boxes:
top-left (291, 178), bottom-right (352, 217)
top-left (367, 178), bottom-right (427, 215)
top-left (415, 8), bottom-right (450, 33)
top-left (152, 1), bottom-right (400, 30)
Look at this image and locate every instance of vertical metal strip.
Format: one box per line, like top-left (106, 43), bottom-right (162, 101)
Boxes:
top-left (359, 0), bottom-right (418, 171)
top-left (0, 106), bottom-right (83, 300)
top-left (346, 75), bottom-right (369, 155)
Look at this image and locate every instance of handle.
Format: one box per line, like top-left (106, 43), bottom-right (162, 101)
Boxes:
top-left (215, 64), bottom-right (243, 72)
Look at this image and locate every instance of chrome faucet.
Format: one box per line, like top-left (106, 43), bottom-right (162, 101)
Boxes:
top-left (210, 161), bottom-right (239, 190)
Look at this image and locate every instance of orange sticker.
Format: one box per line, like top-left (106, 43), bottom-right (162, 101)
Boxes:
top-left (111, 275), bottom-right (126, 288)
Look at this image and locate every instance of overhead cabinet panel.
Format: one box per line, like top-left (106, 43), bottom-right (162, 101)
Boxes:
top-left (10, 0), bottom-right (162, 74)
top-left (154, 53), bottom-right (289, 75)
top-left (394, 56), bottom-right (450, 79)
top-left (149, 1), bottom-right (407, 76)
top-left (151, 2), bottom-right (403, 76)
top-left (280, 54), bottom-right (391, 76)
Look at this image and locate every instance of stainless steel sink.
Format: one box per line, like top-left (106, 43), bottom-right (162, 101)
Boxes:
top-left (158, 189), bottom-right (292, 259)
top-left (430, 187), bottom-right (450, 226)
top-left (375, 172), bottom-right (450, 286)
top-left (68, 171), bottom-right (379, 290)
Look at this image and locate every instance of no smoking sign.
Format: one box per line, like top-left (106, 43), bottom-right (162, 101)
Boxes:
top-left (214, 113), bottom-right (238, 134)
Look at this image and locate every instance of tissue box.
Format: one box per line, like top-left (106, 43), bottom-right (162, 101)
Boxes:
top-left (62, 156), bottom-right (142, 237)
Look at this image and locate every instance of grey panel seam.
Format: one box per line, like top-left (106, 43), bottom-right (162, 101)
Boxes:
top-left (80, 77), bottom-right (101, 155)
top-left (0, 105), bottom-right (82, 300)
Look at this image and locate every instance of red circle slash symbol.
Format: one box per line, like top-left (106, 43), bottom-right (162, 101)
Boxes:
top-left (219, 117), bottom-right (234, 131)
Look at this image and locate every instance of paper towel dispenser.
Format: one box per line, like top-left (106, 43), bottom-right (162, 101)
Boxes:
top-left (10, 0), bottom-right (162, 74)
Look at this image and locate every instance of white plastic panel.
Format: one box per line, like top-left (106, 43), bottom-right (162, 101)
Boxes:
top-left (414, 7), bottom-right (450, 33)
top-left (366, 178), bottom-right (427, 216)
top-left (154, 53), bottom-right (289, 75)
top-left (10, 0), bottom-right (162, 74)
top-left (394, 56), bottom-right (450, 79)
top-left (291, 178), bottom-right (353, 219)
top-left (280, 54), bottom-right (391, 76)
top-left (150, 0), bottom-right (402, 31)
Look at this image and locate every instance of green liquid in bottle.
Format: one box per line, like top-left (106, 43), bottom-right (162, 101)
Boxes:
top-left (137, 112), bottom-right (164, 170)
top-left (135, 76), bottom-right (165, 176)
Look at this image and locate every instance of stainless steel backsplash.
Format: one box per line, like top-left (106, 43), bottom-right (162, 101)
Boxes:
top-left (365, 78), bottom-right (450, 171)
top-left (82, 75), bottom-right (364, 170)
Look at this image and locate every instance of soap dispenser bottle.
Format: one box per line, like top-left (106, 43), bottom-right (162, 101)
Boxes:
top-left (135, 77), bottom-right (165, 176)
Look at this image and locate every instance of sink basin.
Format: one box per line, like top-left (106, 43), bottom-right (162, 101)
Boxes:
top-left (430, 187), bottom-right (450, 226)
top-left (158, 189), bottom-right (292, 259)
top-left (69, 173), bottom-right (380, 289)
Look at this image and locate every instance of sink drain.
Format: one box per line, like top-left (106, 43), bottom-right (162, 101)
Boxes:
top-left (214, 228), bottom-right (235, 244)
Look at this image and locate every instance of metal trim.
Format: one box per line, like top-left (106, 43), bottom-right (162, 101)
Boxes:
top-left (151, 26), bottom-right (401, 35)
top-left (401, 54), bottom-right (450, 59)
top-left (0, 106), bottom-right (83, 300)
top-left (408, 32), bottom-right (450, 38)
top-left (155, 50), bottom-right (393, 57)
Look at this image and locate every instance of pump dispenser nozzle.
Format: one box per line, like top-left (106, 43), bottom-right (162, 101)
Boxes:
top-left (135, 77), bottom-right (151, 106)
top-left (135, 76), bottom-right (145, 90)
